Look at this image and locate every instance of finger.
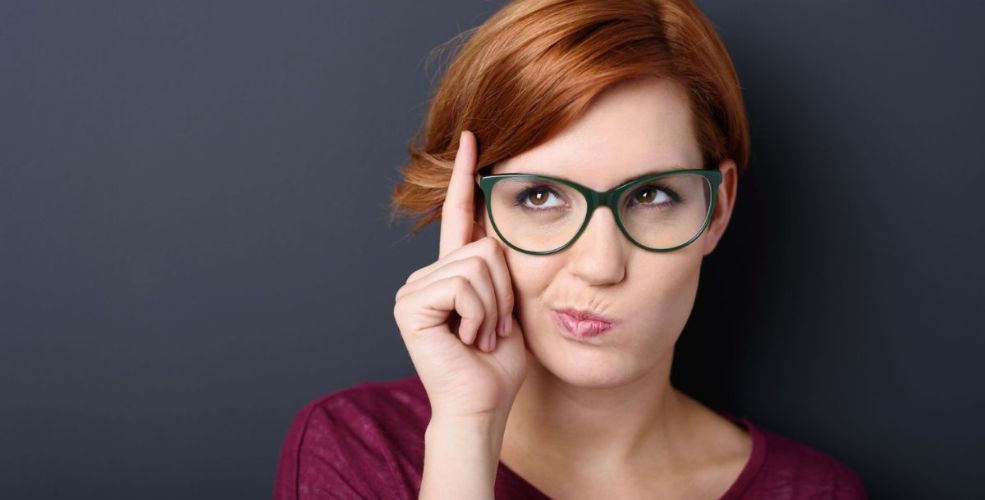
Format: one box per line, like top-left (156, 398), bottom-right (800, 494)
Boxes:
top-left (396, 275), bottom-right (486, 347)
top-left (399, 237), bottom-right (514, 338)
top-left (477, 238), bottom-right (515, 337)
top-left (395, 255), bottom-right (499, 349)
top-left (404, 237), bottom-right (482, 286)
top-left (439, 130), bottom-right (479, 259)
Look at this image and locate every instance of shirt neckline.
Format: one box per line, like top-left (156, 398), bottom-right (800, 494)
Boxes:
top-left (496, 408), bottom-right (766, 499)
top-left (714, 409), bottom-right (767, 499)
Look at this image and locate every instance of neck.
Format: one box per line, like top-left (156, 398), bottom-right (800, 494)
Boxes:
top-left (502, 349), bottom-right (691, 476)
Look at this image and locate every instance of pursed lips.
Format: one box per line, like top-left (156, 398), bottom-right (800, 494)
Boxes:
top-left (551, 307), bottom-right (616, 337)
top-left (552, 307), bottom-right (615, 324)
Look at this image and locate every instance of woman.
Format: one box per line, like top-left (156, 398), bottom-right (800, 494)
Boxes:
top-left (275, 0), bottom-right (868, 498)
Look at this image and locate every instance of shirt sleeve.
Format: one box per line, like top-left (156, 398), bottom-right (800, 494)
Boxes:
top-left (273, 398), bottom-right (395, 500)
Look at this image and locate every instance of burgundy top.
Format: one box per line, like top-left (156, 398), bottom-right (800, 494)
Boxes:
top-left (274, 374), bottom-right (868, 499)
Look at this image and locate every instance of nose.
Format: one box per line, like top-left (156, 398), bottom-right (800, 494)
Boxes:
top-left (566, 205), bottom-right (627, 286)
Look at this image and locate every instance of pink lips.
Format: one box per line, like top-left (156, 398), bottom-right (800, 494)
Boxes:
top-left (552, 309), bottom-right (614, 338)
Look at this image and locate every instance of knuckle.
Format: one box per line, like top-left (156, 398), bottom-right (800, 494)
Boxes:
top-left (466, 255), bottom-right (486, 275)
top-left (392, 298), bottom-right (404, 320)
top-left (405, 267), bottom-right (425, 284)
top-left (481, 236), bottom-right (499, 253)
top-left (395, 283), bottom-right (411, 303)
top-left (502, 286), bottom-right (514, 306)
top-left (450, 275), bottom-right (469, 292)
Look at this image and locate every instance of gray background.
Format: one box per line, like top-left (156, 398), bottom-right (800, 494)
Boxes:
top-left (2, 1), bottom-right (982, 498)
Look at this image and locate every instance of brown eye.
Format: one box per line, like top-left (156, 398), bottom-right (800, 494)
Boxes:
top-left (634, 187), bottom-right (663, 203)
top-left (629, 185), bottom-right (674, 208)
top-left (514, 186), bottom-right (564, 210)
top-left (528, 190), bottom-right (549, 206)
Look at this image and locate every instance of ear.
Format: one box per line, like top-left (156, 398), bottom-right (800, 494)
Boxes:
top-left (701, 158), bottom-right (738, 256)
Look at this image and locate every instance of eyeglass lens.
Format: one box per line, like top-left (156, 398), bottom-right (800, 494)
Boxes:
top-left (486, 172), bottom-right (712, 252)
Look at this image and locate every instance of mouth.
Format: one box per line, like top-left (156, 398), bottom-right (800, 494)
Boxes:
top-left (551, 308), bottom-right (615, 339)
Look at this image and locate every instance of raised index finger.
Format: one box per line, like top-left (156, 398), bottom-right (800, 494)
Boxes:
top-left (439, 130), bottom-right (479, 258)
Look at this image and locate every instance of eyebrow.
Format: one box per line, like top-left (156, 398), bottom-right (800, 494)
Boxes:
top-left (614, 166), bottom-right (690, 185)
top-left (489, 164), bottom-right (692, 187)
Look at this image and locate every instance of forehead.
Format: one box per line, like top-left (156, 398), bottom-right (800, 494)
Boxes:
top-left (490, 77), bottom-right (702, 191)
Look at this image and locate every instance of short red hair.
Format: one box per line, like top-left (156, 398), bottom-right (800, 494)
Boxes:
top-left (389, 0), bottom-right (750, 235)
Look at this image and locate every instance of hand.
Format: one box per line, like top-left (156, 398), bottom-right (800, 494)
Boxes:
top-left (393, 130), bottom-right (528, 423)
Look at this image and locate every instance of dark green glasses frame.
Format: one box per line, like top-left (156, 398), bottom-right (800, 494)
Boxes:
top-left (475, 166), bottom-right (723, 256)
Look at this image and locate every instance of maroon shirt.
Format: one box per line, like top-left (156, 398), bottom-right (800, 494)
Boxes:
top-left (274, 374), bottom-right (868, 499)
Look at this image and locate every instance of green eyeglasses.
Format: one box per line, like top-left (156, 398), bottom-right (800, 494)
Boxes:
top-left (475, 165), bottom-right (722, 256)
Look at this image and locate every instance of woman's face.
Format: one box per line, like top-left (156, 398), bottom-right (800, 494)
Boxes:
top-left (479, 76), bottom-right (737, 387)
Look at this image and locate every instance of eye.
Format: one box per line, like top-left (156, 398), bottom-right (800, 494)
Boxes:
top-left (628, 185), bottom-right (677, 208)
top-left (516, 186), bottom-right (565, 210)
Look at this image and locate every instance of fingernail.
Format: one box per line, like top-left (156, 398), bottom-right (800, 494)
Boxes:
top-left (505, 315), bottom-right (513, 337)
top-left (490, 331), bottom-right (497, 350)
top-left (497, 317), bottom-right (505, 337)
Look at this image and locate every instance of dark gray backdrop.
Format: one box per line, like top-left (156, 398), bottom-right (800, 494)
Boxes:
top-left (2, 1), bottom-right (982, 498)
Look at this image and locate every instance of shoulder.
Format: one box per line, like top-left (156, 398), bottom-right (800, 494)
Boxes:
top-left (273, 374), bottom-right (430, 500)
top-left (730, 415), bottom-right (869, 500)
top-left (291, 374), bottom-right (430, 431)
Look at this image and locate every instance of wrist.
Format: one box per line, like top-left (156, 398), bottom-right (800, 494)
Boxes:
top-left (425, 413), bottom-right (507, 454)
top-left (420, 414), bottom-right (507, 500)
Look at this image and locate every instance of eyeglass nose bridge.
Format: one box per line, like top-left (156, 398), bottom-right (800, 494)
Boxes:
top-left (586, 187), bottom-right (622, 213)
top-left (566, 184), bottom-right (636, 249)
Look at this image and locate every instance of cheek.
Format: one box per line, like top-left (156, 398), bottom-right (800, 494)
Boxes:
top-left (500, 251), bottom-right (554, 310)
top-left (484, 209), bottom-right (555, 306)
top-left (633, 253), bottom-right (703, 338)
